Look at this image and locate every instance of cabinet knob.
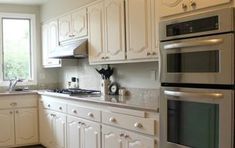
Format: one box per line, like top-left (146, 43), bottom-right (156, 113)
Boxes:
top-left (10, 102), bottom-right (17, 107)
top-left (15, 110), bottom-right (19, 114)
top-left (109, 117), bottom-right (116, 123)
top-left (190, 1), bottom-right (196, 7)
top-left (73, 110), bottom-right (77, 114)
top-left (152, 52), bottom-right (157, 55)
top-left (88, 112), bottom-right (94, 117)
top-left (59, 107), bottom-right (63, 110)
top-left (101, 57), bottom-right (105, 60)
top-left (48, 104), bottom-right (51, 108)
top-left (9, 111), bottom-right (13, 114)
top-left (147, 52), bottom-right (151, 56)
top-left (182, 3), bottom-right (187, 10)
top-left (134, 122), bottom-right (143, 128)
top-left (105, 56), bottom-right (109, 59)
top-left (120, 133), bottom-right (124, 137)
top-left (124, 134), bottom-right (129, 138)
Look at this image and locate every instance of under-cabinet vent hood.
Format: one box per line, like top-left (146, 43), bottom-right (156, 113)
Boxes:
top-left (49, 39), bottom-right (88, 59)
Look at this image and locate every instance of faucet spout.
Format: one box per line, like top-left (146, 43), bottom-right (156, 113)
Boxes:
top-left (8, 78), bottom-right (23, 92)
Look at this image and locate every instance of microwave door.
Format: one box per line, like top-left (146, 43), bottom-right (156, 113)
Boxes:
top-left (160, 34), bottom-right (233, 84)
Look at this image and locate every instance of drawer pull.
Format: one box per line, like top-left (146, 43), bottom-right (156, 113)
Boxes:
top-left (59, 107), bottom-right (63, 110)
top-left (109, 117), bottom-right (116, 123)
top-left (134, 123), bottom-right (143, 128)
top-left (124, 134), bottom-right (129, 138)
top-left (73, 110), bottom-right (77, 114)
top-left (120, 133), bottom-right (124, 137)
top-left (147, 52), bottom-right (151, 56)
top-left (48, 104), bottom-right (51, 108)
top-left (88, 112), bottom-right (94, 117)
top-left (10, 102), bottom-right (17, 106)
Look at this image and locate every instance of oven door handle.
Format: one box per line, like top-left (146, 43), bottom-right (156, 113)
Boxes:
top-left (164, 90), bottom-right (224, 99)
top-left (164, 38), bottom-right (223, 49)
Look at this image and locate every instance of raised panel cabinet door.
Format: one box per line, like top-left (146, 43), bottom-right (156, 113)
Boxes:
top-left (42, 22), bottom-right (61, 68)
top-left (125, 0), bottom-right (152, 60)
top-left (71, 8), bottom-right (88, 38)
top-left (125, 131), bottom-right (155, 148)
top-left (160, 0), bottom-right (231, 17)
top-left (151, 0), bottom-right (159, 58)
top-left (48, 20), bottom-right (62, 67)
top-left (104, 0), bottom-right (125, 61)
top-left (67, 117), bottom-right (83, 148)
top-left (83, 120), bottom-right (101, 148)
top-left (88, 1), bottom-right (106, 63)
top-left (39, 109), bottom-right (54, 147)
top-left (53, 112), bottom-right (66, 148)
top-left (102, 126), bottom-right (124, 148)
top-left (15, 108), bottom-right (38, 145)
top-left (59, 14), bottom-right (72, 42)
top-left (0, 110), bottom-right (14, 147)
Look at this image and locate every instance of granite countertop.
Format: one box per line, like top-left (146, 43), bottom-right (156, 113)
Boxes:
top-left (38, 91), bottom-right (159, 112)
top-left (0, 90), bottom-right (38, 96)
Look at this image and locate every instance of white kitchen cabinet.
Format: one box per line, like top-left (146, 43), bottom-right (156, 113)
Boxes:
top-left (15, 108), bottom-right (38, 145)
top-left (39, 109), bottom-right (66, 148)
top-left (42, 21), bottom-right (61, 68)
top-left (104, 0), bottom-right (126, 61)
top-left (0, 110), bottom-right (15, 147)
top-left (160, 0), bottom-right (231, 17)
top-left (125, 0), bottom-right (157, 60)
top-left (67, 116), bottom-right (101, 148)
top-left (59, 7), bottom-right (88, 43)
top-left (102, 125), bottom-right (124, 148)
top-left (88, 1), bottom-right (105, 63)
top-left (102, 125), bottom-right (155, 148)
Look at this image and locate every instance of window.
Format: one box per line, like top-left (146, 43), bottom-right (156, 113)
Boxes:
top-left (0, 13), bottom-right (36, 85)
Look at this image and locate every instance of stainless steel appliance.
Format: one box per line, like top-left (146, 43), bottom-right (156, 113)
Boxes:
top-left (160, 8), bottom-right (235, 148)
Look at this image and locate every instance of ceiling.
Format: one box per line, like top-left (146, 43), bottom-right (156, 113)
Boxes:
top-left (0, 0), bottom-right (48, 5)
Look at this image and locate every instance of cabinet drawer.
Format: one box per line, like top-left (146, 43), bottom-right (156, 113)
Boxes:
top-left (102, 112), bottom-right (155, 135)
top-left (40, 99), bottom-right (67, 113)
top-left (0, 95), bottom-right (37, 109)
top-left (68, 104), bottom-right (101, 122)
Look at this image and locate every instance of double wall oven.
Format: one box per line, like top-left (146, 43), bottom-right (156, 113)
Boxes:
top-left (160, 8), bottom-right (234, 148)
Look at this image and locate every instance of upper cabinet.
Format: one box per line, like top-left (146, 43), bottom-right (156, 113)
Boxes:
top-left (126, 0), bottom-right (157, 60)
top-left (42, 20), bottom-right (61, 68)
top-left (88, 0), bottom-right (158, 64)
top-left (58, 7), bottom-right (88, 43)
top-left (160, 0), bottom-right (231, 17)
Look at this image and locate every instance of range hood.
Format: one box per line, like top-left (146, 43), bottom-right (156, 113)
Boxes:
top-left (49, 39), bottom-right (88, 59)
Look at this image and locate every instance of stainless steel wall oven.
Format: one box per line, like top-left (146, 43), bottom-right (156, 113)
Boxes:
top-left (160, 8), bottom-right (234, 148)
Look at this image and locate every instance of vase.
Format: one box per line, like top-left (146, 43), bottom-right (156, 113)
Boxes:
top-left (101, 79), bottom-right (110, 96)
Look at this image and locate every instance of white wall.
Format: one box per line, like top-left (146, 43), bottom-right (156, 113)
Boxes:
top-left (40, 0), bottom-right (160, 90)
top-left (0, 4), bottom-right (59, 88)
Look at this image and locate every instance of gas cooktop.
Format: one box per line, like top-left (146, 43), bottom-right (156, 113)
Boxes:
top-left (47, 88), bottom-right (101, 96)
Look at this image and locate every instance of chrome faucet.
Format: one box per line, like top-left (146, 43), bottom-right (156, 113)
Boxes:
top-left (8, 78), bottom-right (23, 92)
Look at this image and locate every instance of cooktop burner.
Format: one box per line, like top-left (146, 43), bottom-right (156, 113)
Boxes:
top-left (47, 88), bottom-right (101, 96)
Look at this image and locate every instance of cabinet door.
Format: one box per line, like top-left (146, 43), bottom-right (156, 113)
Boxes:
top-left (83, 119), bottom-right (101, 148)
top-left (102, 126), bottom-right (124, 148)
top-left (125, 0), bottom-right (152, 60)
top-left (67, 116), bottom-right (83, 148)
top-left (160, 0), bottom-right (231, 17)
top-left (42, 21), bottom-right (61, 68)
top-left (104, 0), bottom-right (125, 61)
top-left (53, 112), bottom-right (66, 148)
top-left (71, 8), bottom-right (88, 39)
top-left (125, 131), bottom-right (155, 148)
top-left (88, 1), bottom-right (106, 63)
top-left (59, 14), bottom-right (72, 42)
top-left (0, 110), bottom-right (14, 147)
top-left (39, 109), bottom-right (54, 147)
top-left (151, 0), bottom-right (159, 58)
top-left (15, 108), bottom-right (38, 145)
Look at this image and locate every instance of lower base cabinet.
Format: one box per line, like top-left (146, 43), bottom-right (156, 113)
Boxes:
top-left (67, 116), bottom-right (101, 148)
top-left (102, 125), bottom-right (155, 148)
top-left (40, 109), bottom-right (66, 148)
top-left (0, 108), bottom-right (38, 147)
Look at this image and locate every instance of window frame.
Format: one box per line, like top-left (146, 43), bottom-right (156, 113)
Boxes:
top-left (0, 13), bottom-right (37, 86)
